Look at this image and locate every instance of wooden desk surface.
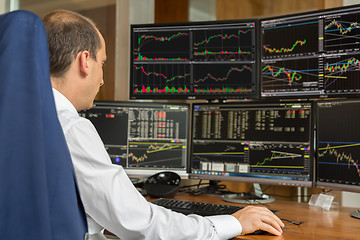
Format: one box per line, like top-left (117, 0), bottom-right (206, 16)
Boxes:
top-left (106, 192), bottom-right (359, 239)
top-left (158, 193), bottom-right (360, 240)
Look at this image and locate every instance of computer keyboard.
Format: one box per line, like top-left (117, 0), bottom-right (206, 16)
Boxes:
top-left (151, 198), bottom-right (245, 216)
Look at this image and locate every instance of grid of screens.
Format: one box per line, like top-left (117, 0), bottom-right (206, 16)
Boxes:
top-left (130, 20), bottom-right (258, 100)
top-left (190, 101), bottom-right (313, 186)
top-left (316, 99), bottom-right (360, 192)
top-left (261, 5), bottom-right (360, 98)
top-left (125, 4), bottom-right (360, 192)
top-left (79, 101), bottom-right (189, 177)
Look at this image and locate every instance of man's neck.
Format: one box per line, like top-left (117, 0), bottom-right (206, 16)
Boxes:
top-left (51, 78), bottom-right (80, 111)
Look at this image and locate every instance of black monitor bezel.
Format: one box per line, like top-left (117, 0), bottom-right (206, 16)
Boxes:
top-left (129, 18), bottom-right (260, 101)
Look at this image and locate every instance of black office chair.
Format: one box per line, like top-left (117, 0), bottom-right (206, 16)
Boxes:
top-left (0, 10), bottom-right (87, 239)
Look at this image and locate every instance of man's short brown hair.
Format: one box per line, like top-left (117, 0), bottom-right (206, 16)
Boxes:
top-left (43, 10), bottom-right (102, 77)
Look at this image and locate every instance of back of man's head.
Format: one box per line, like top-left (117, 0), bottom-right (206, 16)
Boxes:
top-left (43, 10), bottom-right (101, 78)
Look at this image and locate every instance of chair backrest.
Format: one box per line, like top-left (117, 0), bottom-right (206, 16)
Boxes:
top-left (0, 10), bottom-right (87, 240)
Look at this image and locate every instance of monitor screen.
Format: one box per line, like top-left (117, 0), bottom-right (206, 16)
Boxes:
top-left (316, 99), bottom-right (360, 192)
top-left (261, 5), bottom-right (360, 99)
top-left (190, 101), bottom-right (314, 187)
top-left (130, 19), bottom-right (259, 100)
top-left (79, 101), bottom-right (190, 178)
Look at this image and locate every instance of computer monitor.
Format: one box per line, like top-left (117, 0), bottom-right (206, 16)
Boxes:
top-left (79, 101), bottom-right (190, 178)
top-left (190, 101), bottom-right (314, 202)
top-left (315, 99), bottom-right (360, 191)
top-left (315, 99), bottom-right (360, 218)
top-left (261, 4), bottom-right (360, 99)
top-left (130, 19), bottom-right (259, 100)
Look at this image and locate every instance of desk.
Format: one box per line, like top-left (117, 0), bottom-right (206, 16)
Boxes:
top-left (106, 192), bottom-right (359, 240)
top-left (150, 193), bottom-right (359, 240)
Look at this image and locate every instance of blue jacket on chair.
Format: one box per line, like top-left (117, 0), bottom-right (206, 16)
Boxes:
top-left (0, 10), bottom-right (88, 240)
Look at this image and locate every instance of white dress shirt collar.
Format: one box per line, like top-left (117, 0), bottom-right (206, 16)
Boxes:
top-left (52, 88), bottom-right (78, 114)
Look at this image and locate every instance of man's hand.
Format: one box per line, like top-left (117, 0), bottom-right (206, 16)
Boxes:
top-left (231, 206), bottom-right (284, 235)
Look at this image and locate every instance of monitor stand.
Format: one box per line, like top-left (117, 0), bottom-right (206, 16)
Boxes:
top-left (222, 183), bottom-right (275, 204)
top-left (192, 180), bottom-right (228, 195)
top-left (350, 209), bottom-right (360, 219)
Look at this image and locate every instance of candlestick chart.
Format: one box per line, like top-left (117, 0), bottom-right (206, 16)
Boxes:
top-left (193, 27), bottom-right (254, 61)
top-left (193, 63), bottom-right (254, 94)
top-left (133, 30), bottom-right (190, 61)
top-left (131, 20), bottom-right (258, 99)
top-left (132, 64), bottom-right (191, 94)
top-left (324, 13), bottom-right (360, 52)
top-left (324, 54), bottom-right (360, 92)
top-left (318, 142), bottom-right (360, 182)
top-left (263, 39), bottom-right (307, 54)
top-left (262, 20), bottom-right (318, 59)
top-left (261, 57), bottom-right (320, 93)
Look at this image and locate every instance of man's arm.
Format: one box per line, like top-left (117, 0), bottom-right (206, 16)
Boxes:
top-left (64, 118), bottom-right (241, 240)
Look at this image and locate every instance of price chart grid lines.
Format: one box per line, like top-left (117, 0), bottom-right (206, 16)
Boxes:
top-left (318, 142), bottom-right (360, 178)
top-left (262, 20), bottom-right (318, 58)
top-left (324, 16), bottom-right (360, 52)
top-left (134, 31), bottom-right (190, 61)
top-left (250, 149), bottom-right (307, 173)
top-left (128, 141), bottom-right (184, 166)
top-left (192, 142), bottom-right (246, 163)
top-left (193, 63), bottom-right (254, 93)
top-left (193, 27), bottom-right (253, 61)
top-left (133, 63), bottom-right (191, 94)
top-left (324, 55), bottom-right (360, 91)
top-left (262, 62), bottom-right (319, 90)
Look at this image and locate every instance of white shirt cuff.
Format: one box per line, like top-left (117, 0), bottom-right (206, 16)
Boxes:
top-left (206, 215), bottom-right (242, 240)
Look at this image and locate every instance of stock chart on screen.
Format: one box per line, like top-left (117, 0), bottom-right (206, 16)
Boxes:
top-left (190, 101), bottom-right (313, 187)
top-left (130, 20), bottom-right (259, 100)
top-left (80, 101), bottom-right (190, 177)
top-left (261, 5), bottom-right (360, 98)
top-left (316, 100), bottom-right (360, 191)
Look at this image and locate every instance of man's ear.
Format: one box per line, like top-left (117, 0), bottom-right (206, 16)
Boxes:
top-left (79, 50), bottom-right (90, 77)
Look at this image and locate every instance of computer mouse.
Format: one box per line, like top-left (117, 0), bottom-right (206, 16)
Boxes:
top-left (350, 209), bottom-right (360, 219)
top-left (144, 171), bottom-right (181, 198)
top-left (247, 229), bottom-right (269, 235)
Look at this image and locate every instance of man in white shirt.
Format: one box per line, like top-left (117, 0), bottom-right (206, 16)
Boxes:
top-left (43, 10), bottom-right (284, 240)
